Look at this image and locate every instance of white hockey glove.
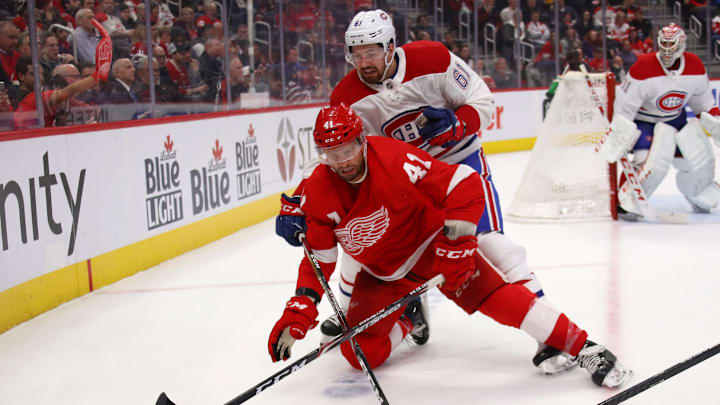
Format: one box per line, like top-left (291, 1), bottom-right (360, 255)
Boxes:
top-left (596, 115), bottom-right (642, 163)
top-left (699, 112), bottom-right (720, 148)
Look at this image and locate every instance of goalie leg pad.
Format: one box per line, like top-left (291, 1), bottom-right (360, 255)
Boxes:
top-left (596, 115), bottom-right (642, 163)
top-left (638, 121), bottom-right (676, 196)
top-left (674, 120), bottom-right (720, 211)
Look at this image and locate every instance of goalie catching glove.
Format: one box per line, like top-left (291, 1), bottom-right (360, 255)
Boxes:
top-left (91, 19), bottom-right (112, 82)
top-left (416, 107), bottom-right (467, 148)
top-left (432, 234), bottom-right (480, 295)
top-left (268, 295), bottom-right (319, 362)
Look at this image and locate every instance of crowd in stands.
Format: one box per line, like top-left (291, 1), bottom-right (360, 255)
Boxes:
top-left (0, 0), bottom-right (717, 133)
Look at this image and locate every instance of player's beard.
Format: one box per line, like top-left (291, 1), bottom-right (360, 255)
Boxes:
top-left (334, 159), bottom-right (366, 183)
top-left (359, 66), bottom-right (382, 84)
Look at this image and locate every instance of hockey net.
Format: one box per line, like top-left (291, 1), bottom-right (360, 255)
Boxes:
top-left (507, 71), bottom-right (617, 222)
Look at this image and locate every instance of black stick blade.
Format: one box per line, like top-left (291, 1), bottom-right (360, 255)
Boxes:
top-left (156, 392), bottom-right (177, 405)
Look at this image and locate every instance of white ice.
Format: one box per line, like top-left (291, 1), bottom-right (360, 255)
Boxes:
top-left (1, 150), bottom-right (719, 405)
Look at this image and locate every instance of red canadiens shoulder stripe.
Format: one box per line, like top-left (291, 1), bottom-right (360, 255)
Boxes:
top-left (330, 70), bottom-right (375, 107)
top-left (628, 53), bottom-right (665, 80)
top-left (401, 40), bottom-right (451, 83)
top-left (682, 52), bottom-right (706, 75)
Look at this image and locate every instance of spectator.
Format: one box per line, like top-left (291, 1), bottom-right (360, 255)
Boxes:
top-left (59, 0), bottom-right (82, 27)
top-left (617, 39), bottom-right (637, 71)
top-left (218, 57), bottom-right (248, 105)
top-left (156, 0), bottom-right (174, 28)
top-left (490, 57), bottom-right (517, 89)
top-left (575, 10), bottom-right (596, 39)
top-left (525, 10), bottom-right (550, 51)
top-left (173, 7), bottom-right (198, 42)
top-left (40, 32), bottom-right (74, 83)
top-left (628, 27), bottom-right (651, 54)
top-left (50, 24), bottom-right (73, 55)
top-left (582, 29), bottom-right (602, 59)
top-left (76, 62), bottom-right (110, 105)
top-left (417, 30), bottom-right (431, 41)
top-left (473, 58), bottom-right (496, 89)
top-left (9, 56), bottom-right (37, 109)
top-left (412, 14), bottom-right (435, 40)
top-left (477, 0), bottom-right (500, 41)
top-left (38, 0), bottom-right (65, 29)
top-left (196, 2), bottom-right (221, 35)
top-left (593, 4), bottom-right (617, 27)
top-left (499, 0), bottom-right (524, 63)
top-left (17, 32), bottom-right (33, 58)
top-left (560, 27), bottom-right (583, 58)
top-left (133, 55), bottom-right (171, 104)
top-left (607, 10), bottom-right (631, 45)
top-left (166, 42), bottom-right (208, 100)
top-left (70, 8), bottom-right (100, 66)
top-left (457, 43), bottom-right (472, 64)
top-left (549, 0), bottom-right (578, 28)
top-left (523, 0), bottom-right (550, 25)
top-left (588, 46), bottom-right (607, 72)
top-left (0, 21), bottom-right (20, 83)
top-left (14, 58), bottom-right (99, 128)
top-left (443, 31), bottom-right (458, 52)
top-left (199, 37), bottom-right (224, 101)
top-left (105, 58), bottom-right (137, 104)
top-left (81, 0), bottom-right (95, 12)
top-left (533, 31), bottom-right (562, 86)
top-left (47, 63), bottom-right (98, 126)
top-left (99, 0), bottom-right (133, 40)
top-left (609, 55), bottom-right (627, 83)
top-left (629, 7), bottom-right (651, 39)
top-left (118, 2), bottom-right (136, 30)
top-left (619, 0), bottom-right (641, 21)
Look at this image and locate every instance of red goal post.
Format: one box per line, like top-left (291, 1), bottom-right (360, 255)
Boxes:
top-left (507, 71), bottom-right (618, 222)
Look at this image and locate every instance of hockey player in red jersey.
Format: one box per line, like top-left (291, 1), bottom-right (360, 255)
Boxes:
top-left (276, 9), bottom-right (560, 370)
top-left (268, 104), bottom-right (632, 389)
top-left (597, 23), bottom-right (720, 217)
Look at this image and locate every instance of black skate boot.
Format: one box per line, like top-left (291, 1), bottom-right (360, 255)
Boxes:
top-left (319, 314), bottom-right (342, 344)
top-left (577, 340), bottom-right (633, 388)
top-left (402, 294), bottom-right (430, 345)
top-left (532, 343), bottom-right (579, 375)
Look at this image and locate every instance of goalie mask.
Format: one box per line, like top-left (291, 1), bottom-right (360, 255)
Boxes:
top-left (657, 23), bottom-right (686, 68)
top-left (344, 9), bottom-right (396, 82)
top-left (314, 103), bottom-right (367, 173)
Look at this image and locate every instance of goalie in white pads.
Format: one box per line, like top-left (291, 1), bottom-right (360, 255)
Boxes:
top-left (597, 23), bottom-right (720, 217)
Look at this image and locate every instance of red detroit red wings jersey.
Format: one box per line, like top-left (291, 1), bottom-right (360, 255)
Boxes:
top-left (295, 137), bottom-right (485, 296)
top-left (615, 52), bottom-right (715, 123)
top-left (330, 41), bottom-right (495, 165)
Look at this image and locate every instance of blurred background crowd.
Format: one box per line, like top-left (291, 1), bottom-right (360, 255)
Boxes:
top-left (1, 0), bottom-right (719, 133)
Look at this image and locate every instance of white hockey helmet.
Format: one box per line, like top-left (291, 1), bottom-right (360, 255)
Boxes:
top-left (344, 9), bottom-right (396, 70)
top-left (657, 23), bottom-right (686, 68)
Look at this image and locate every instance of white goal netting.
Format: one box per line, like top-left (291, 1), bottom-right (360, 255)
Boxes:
top-left (507, 71), bottom-right (616, 222)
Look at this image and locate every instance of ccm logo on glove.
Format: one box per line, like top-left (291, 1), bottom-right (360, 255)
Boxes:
top-left (434, 246), bottom-right (479, 259)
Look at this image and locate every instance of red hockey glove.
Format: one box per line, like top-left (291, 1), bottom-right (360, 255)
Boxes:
top-left (92, 19), bottom-right (112, 82)
top-left (417, 107), bottom-right (467, 148)
top-left (275, 193), bottom-right (306, 247)
top-left (268, 295), bottom-right (319, 362)
top-left (432, 234), bottom-right (479, 295)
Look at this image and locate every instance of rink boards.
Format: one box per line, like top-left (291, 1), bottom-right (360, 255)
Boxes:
top-left (2, 82), bottom-right (720, 334)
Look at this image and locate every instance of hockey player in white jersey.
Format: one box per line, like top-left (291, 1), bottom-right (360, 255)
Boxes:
top-left (597, 23), bottom-right (720, 217)
top-left (275, 9), bottom-right (573, 375)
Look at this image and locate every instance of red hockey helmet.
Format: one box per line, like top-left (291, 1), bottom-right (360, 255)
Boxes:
top-left (313, 103), bottom-right (366, 164)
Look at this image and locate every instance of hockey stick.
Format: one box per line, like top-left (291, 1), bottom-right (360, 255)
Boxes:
top-left (155, 274), bottom-right (444, 405)
top-left (584, 73), bottom-right (687, 224)
top-left (298, 233), bottom-right (390, 405)
top-left (596, 342), bottom-right (720, 405)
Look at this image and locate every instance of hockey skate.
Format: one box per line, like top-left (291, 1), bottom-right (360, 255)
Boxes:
top-left (577, 340), bottom-right (633, 388)
top-left (532, 343), bottom-right (579, 375)
top-left (401, 293), bottom-right (430, 345)
top-left (319, 314), bottom-right (342, 344)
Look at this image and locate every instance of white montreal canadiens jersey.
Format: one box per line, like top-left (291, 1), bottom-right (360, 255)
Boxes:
top-left (330, 41), bottom-right (495, 164)
top-left (615, 52), bottom-right (715, 123)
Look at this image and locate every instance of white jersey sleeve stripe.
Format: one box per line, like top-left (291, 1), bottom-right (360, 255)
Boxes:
top-left (312, 246), bottom-right (338, 263)
top-left (446, 164), bottom-right (476, 196)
